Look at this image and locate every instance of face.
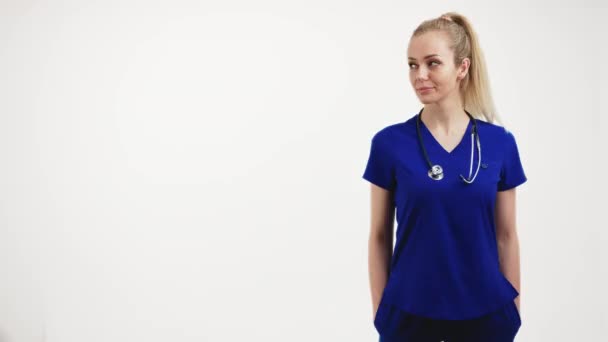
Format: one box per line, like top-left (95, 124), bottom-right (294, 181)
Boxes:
top-left (407, 31), bottom-right (469, 104)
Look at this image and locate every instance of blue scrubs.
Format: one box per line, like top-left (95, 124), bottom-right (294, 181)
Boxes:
top-left (363, 111), bottom-right (527, 339)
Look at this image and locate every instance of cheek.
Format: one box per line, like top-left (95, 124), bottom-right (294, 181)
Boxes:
top-left (434, 76), bottom-right (457, 90)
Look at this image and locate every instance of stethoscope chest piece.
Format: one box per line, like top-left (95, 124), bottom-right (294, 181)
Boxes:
top-left (428, 164), bottom-right (444, 180)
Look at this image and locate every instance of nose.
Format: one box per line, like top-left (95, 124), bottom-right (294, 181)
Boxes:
top-left (414, 69), bottom-right (429, 82)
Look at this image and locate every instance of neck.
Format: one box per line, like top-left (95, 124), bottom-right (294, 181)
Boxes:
top-left (420, 103), bottom-right (469, 136)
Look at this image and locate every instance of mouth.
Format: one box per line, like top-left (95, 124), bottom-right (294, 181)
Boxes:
top-left (417, 87), bottom-right (434, 93)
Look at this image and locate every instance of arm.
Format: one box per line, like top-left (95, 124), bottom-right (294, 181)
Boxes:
top-left (495, 187), bottom-right (521, 313)
top-left (368, 183), bottom-right (395, 320)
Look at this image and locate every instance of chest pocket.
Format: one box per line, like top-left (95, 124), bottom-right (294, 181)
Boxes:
top-left (476, 161), bottom-right (501, 184)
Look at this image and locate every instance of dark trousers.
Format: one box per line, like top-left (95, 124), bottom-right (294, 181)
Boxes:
top-left (377, 300), bottom-right (521, 342)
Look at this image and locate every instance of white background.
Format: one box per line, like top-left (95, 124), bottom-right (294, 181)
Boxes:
top-left (1, 1), bottom-right (606, 341)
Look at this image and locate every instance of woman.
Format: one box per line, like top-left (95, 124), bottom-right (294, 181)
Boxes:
top-left (363, 12), bottom-right (527, 341)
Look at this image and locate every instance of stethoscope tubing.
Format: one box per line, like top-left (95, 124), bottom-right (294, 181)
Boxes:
top-left (415, 107), bottom-right (481, 183)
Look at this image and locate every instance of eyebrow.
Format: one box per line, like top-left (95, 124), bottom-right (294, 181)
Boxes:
top-left (408, 54), bottom-right (440, 61)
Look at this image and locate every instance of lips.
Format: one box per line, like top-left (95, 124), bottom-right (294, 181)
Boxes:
top-left (417, 87), bottom-right (433, 90)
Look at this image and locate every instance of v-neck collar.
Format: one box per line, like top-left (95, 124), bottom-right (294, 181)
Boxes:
top-left (419, 114), bottom-right (473, 156)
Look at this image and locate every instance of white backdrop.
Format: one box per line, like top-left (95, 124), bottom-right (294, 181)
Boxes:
top-left (1, 1), bottom-right (606, 341)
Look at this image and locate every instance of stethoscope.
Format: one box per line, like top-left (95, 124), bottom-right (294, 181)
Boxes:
top-left (415, 107), bottom-right (482, 183)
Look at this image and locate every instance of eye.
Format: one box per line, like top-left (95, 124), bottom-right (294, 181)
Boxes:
top-left (408, 61), bottom-right (441, 69)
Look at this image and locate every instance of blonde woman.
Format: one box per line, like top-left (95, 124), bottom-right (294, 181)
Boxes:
top-left (363, 12), bottom-right (526, 342)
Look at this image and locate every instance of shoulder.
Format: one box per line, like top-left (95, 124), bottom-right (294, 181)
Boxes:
top-left (476, 119), bottom-right (523, 168)
top-left (369, 114), bottom-right (416, 142)
top-left (369, 121), bottom-right (406, 144)
top-left (476, 119), bottom-right (517, 147)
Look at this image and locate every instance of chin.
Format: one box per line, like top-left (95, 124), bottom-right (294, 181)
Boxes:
top-left (418, 92), bottom-right (445, 104)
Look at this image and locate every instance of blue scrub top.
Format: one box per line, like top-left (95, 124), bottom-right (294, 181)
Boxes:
top-left (362, 111), bottom-right (527, 322)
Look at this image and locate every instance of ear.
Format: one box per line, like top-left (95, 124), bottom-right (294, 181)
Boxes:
top-left (458, 57), bottom-right (470, 79)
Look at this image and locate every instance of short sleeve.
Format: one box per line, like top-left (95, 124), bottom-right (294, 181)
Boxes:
top-left (497, 130), bottom-right (527, 191)
top-left (362, 133), bottom-right (396, 191)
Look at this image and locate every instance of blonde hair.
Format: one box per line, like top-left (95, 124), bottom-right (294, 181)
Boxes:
top-left (412, 12), bottom-right (503, 126)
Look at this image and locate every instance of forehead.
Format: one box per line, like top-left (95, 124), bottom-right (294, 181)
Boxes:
top-left (407, 31), bottom-right (452, 60)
